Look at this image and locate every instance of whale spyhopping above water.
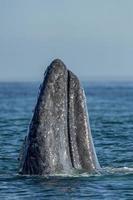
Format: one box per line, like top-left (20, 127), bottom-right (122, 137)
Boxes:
top-left (19, 59), bottom-right (100, 175)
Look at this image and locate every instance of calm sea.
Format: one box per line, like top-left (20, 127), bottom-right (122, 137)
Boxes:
top-left (0, 81), bottom-right (133, 200)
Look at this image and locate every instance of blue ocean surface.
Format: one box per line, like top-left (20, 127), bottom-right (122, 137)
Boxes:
top-left (0, 81), bottom-right (133, 200)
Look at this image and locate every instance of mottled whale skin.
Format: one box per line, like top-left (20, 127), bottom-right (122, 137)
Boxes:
top-left (19, 59), bottom-right (100, 175)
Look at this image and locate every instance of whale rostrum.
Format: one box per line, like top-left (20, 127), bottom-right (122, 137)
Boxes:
top-left (19, 59), bottom-right (100, 175)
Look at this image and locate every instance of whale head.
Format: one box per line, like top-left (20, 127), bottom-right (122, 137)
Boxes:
top-left (19, 59), bottom-right (100, 175)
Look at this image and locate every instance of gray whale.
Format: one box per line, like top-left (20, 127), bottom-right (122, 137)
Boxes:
top-left (19, 59), bottom-right (100, 175)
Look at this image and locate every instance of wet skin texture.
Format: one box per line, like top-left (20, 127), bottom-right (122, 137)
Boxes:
top-left (19, 59), bottom-right (100, 175)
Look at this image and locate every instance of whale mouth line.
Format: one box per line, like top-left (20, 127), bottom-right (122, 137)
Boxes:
top-left (67, 70), bottom-right (75, 168)
top-left (19, 59), bottom-right (100, 175)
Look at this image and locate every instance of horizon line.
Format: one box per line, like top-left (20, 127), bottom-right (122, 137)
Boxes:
top-left (0, 76), bottom-right (133, 83)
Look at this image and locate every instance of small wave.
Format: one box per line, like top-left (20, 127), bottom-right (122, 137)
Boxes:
top-left (48, 167), bottom-right (133, 177)
top-left (102, 166), bottom-right (133, 175)
top-left (1, 166), bottom-right (133, 180)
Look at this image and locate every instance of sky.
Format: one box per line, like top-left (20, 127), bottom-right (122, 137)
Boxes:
top-left (0, 0), bottom-right (133, 81)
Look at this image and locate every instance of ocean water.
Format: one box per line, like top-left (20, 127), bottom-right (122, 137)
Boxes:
top-left (0, 81), bottom-right (133, 200)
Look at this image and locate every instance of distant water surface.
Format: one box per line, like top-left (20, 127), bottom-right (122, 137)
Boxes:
top-left (0, 81), bottom-right (133, 200)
